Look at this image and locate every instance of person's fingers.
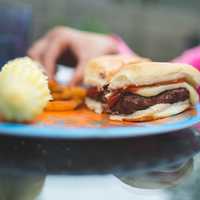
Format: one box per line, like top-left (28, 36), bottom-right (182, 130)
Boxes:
top-left (43, 36), bottom-right (68, 79)
top-left (69, 62), bottom-right (85, 86)
top-left (27, 38), bottom-right (49, 63)
top-left (102, 36), bottom-right (118, 55)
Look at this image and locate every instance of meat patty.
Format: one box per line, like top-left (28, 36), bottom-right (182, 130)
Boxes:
top-left (108, 88), bottom-right (189, 115)
top-left (87, 86), bottom-right (190, 115)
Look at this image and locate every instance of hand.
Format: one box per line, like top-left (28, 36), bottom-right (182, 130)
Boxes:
top-left (28, 27), bottom-right (118, 85)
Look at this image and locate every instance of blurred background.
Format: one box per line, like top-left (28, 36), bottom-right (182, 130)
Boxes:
top-left (0, 0), bottom-right (200, 65)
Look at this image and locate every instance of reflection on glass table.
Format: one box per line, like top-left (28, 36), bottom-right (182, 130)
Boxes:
top-left (0, 128), bottom-right (199, 199)
top-left (117, 159), bottom-right (193, 189)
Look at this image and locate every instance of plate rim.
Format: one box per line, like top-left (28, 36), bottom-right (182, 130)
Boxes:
top-left (0, 104), bottom-right (200, 139)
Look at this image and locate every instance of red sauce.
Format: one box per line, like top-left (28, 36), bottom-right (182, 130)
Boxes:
top-left (107, 92), bottom-right (121, 107)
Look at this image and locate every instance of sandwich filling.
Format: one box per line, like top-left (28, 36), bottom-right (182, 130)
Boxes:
top-left (105, 88), bottom-right (189, 115)
top-left (87, 80), bottom-right (193, 115)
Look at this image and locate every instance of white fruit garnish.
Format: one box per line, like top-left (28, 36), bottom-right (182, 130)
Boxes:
top-left (0, 57), bottom-right (52, 121)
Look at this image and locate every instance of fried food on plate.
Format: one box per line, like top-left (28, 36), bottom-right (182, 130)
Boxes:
top-left (0, 57), bottom-right (52, 122)
top-left (46, 81), bottom-right (86, 111)
top-left (49, 80), bottom-right (65, 93)
top-left (45, 99), bottom-right (82, 112)
top-left (49, 80), bottom-right (86, 100)
top-left (62, 87), bottom-right (86, 99)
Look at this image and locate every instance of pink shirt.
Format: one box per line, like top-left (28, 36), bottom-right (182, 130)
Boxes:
top-left (172, 46), bottom-right (200, 69)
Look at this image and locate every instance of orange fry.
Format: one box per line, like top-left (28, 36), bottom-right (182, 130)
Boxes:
top-left (68, 87), bottom-right (86, 99)
top-left (48, 80), bottom-right (65, 93)
top-left (62, 87), bottom-right (86, 100)
top-left (51, 93), bottom-right (65, 101)
top-left (48, 81), bottom-right (86, 103)
top-left (45, 99), bottom-right (82, 112)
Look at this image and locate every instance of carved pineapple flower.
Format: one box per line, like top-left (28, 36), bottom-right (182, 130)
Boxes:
top-left (0, 57), bottom-right (52, 121)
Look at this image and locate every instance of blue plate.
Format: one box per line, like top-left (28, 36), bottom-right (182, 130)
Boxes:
top-left (0, 104), bottom-right (200, 139)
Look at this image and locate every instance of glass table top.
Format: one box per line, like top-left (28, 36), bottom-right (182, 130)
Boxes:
top-left (0, 128), bottom-right (200, 200)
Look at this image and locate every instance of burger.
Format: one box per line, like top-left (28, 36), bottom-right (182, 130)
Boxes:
top-left (84, 57), bottom-right (200, 121)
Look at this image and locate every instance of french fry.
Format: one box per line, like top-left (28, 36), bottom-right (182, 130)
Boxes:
top-left (51, 93), bottom-right (65, 101)
top-left (60, 88), bottom-right (72, 100)
top-left (48, 80), bottom-right (57, 90)
top-left (48, 81), bottom-right (86, 110)
top-left (48, 80), bottom-right (65, 93)
top-left (45, 99), bottom-right (82, 112)
top-left (68, 87), bottom-right (86, 99)
top-left (61, 87), bottom-right (86, 100)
